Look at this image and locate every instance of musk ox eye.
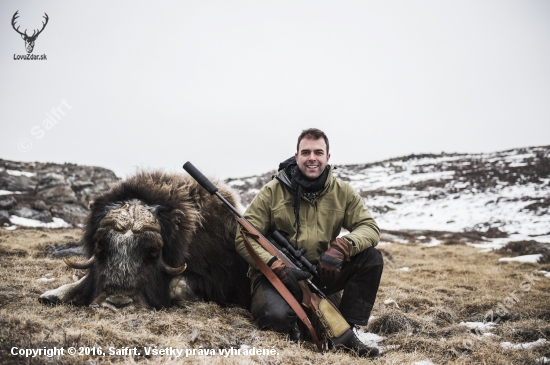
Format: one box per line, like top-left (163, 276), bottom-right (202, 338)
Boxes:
top-left (149, 248), bottom-right (160, 258)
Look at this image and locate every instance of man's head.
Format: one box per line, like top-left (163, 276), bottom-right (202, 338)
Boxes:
top-left (295, 128), bottom-right (331, 179)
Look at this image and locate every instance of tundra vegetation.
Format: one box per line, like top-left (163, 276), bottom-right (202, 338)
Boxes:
top-left (1, 228), bottom-right (548, 364)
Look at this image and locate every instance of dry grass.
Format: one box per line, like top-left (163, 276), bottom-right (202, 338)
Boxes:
top-left (0, 228), bottom-right (549, 364)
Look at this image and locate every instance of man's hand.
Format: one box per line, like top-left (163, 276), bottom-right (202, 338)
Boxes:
top-left (318, 238), bottom-right (350, 279)
top-left (269, 258), bottom-right (311, 301)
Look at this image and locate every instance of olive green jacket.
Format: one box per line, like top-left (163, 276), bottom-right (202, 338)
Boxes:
top-left (235, 166), bottom-right (380, 283)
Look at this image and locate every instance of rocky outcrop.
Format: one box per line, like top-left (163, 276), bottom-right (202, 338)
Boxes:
top-left (0, 159), bottom-right (119, 227)
top-left (35, 173), bottom-right (77, 203)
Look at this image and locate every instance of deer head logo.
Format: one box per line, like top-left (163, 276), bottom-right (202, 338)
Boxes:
top-left (12, 11), bottom-right (49, 54)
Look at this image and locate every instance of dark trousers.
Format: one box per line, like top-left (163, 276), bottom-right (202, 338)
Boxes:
top-left (250, 246), bottom-right (384, 336)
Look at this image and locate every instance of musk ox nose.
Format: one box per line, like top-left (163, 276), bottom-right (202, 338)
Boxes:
top-left (105, 295), bottom-right (133, 308)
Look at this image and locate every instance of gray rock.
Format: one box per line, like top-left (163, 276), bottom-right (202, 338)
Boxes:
top-left (0, 209), bottom-right (10, 227)
top-left (70, 180), bottom-right (94, 191)
top-left (12, 207), bottom-right (39, 219)
top-left (31, 200), bottom-right (49, 210)
top-left (36, 173), bottom-right (77, 203)
top-left (9, 207), bottom-right (52, 222)
top-left (0, 196), bottom-right (17, 209)
top-left (33, 210), bottom-right (54, 223)
top-left (0, 210), bottom-right (10, 226)
top-left (50, 204), bottom-right (89, 226)
top-left (37, 172), bottom-right (66, 188)
top-left (51, 245), bottom-right (84, 258)
top-left (0, 174), bottom-right (35, 192)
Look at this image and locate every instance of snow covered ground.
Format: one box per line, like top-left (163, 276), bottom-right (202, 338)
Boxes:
top-left (227, 147), bottom-right (549, 247)
top-left (336, 147), bottom-right (549, 236)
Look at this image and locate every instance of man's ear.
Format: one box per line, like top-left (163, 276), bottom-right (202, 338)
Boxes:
top-left (327, 153), bottom-right (331, 163)
top-left (294, 153), bottom-right (298, 162)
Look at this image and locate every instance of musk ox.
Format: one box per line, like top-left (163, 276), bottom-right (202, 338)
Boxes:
top-left (39, 171), bottom-right (251, 310)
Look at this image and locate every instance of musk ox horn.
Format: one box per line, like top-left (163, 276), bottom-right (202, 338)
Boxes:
top-left (63, 255), bottom-right (96, 270)
top-left (159, 253), bottom-right (187, 275)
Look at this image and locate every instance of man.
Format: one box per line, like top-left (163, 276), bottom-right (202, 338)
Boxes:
top-left (235, 128), bottom-right (383, 357)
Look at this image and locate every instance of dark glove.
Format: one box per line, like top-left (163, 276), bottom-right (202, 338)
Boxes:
top-left (269, 258), bottom-right (311, 301)
top-left (318, 237), bottom-right (350, 279)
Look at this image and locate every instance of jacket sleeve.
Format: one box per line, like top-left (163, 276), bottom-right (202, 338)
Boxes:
top-left (341, 185), bottom-right (380, 256)
top-left (234, 187), bottom-right (276, 270)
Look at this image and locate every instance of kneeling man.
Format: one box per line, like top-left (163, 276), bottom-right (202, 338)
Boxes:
top-left (235, 128), bottom-right (384, 357)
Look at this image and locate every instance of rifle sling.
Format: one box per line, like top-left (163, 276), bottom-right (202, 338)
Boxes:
top-left (240, 227), bottom-right (324, 352)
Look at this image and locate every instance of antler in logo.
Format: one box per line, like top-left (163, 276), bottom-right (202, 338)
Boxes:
top-left (12, 11), bottom-right (49, 54)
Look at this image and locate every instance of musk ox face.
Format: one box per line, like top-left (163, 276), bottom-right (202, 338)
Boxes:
top-left (64, 201), bottom-right (187, 310)
top-left (40, 172), bottom-right (251, 311)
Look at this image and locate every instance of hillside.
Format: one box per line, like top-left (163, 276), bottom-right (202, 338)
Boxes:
top-left (3, 146), bottom-right (549, 242)
top-left (227, 145), bottom-right (550, 250)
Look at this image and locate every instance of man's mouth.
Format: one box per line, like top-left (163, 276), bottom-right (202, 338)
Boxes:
top-left (306, 165), bottom-right (318, 169)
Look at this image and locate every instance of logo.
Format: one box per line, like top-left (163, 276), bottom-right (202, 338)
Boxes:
top-left (11, 10), bottom-right (48, 54)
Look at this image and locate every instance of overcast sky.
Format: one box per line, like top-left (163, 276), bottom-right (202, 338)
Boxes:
top-left (1, 1), bottom-right (549, 179)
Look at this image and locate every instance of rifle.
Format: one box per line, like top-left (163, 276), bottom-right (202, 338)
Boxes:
top-left (182, 162), bottom-right (352, 352)
top-left (271, 229), bottom-right (320, 280)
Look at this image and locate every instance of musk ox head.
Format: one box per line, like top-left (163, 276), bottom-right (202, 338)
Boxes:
top-left (40, 171), bottom-right (250, 311)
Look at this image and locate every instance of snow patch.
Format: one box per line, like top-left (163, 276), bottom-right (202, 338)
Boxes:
top-left (498, 254), bottom-right (542, 263)
top-left (355, 330), bottom-right (384, 345)
top-left (500, 338), bottom-right (547, 350)
top-left (0, 190), bottom-right (23, 195)
top-left (459, 321), bottom-right (497, 333)
top-left (422, 238), bottom-right (441, 247)
top-left (6, 169), bottom-right (36, 177)
top-left (355, 329), bottom-right (399, 354)
top-left (227, 179), bottom-right (245, 186)
top-left (9, 216), bottom-right (72, 229)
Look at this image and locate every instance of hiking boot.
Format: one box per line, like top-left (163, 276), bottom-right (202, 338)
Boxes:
top-left (330, 328), bottom-right (379, 357)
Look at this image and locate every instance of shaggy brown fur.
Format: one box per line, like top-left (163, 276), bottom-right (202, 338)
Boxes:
top-left (40, 171), bottom-right (251, 309)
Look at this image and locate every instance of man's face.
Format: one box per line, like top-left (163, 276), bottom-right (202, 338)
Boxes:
top-left (294, 137), bottom-right (331, 179)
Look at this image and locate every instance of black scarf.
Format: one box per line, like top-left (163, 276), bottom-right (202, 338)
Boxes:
top-left (278, 157), bottom-right (330, 240)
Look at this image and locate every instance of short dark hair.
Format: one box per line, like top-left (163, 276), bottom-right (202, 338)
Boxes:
top-left (297, 128), bottom-right (330, 154)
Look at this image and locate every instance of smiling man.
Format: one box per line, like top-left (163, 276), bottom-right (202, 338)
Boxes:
top-left (235, 128), bottom-right (384, 357)
top-left (295, 135), bottom-right (331, 179)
